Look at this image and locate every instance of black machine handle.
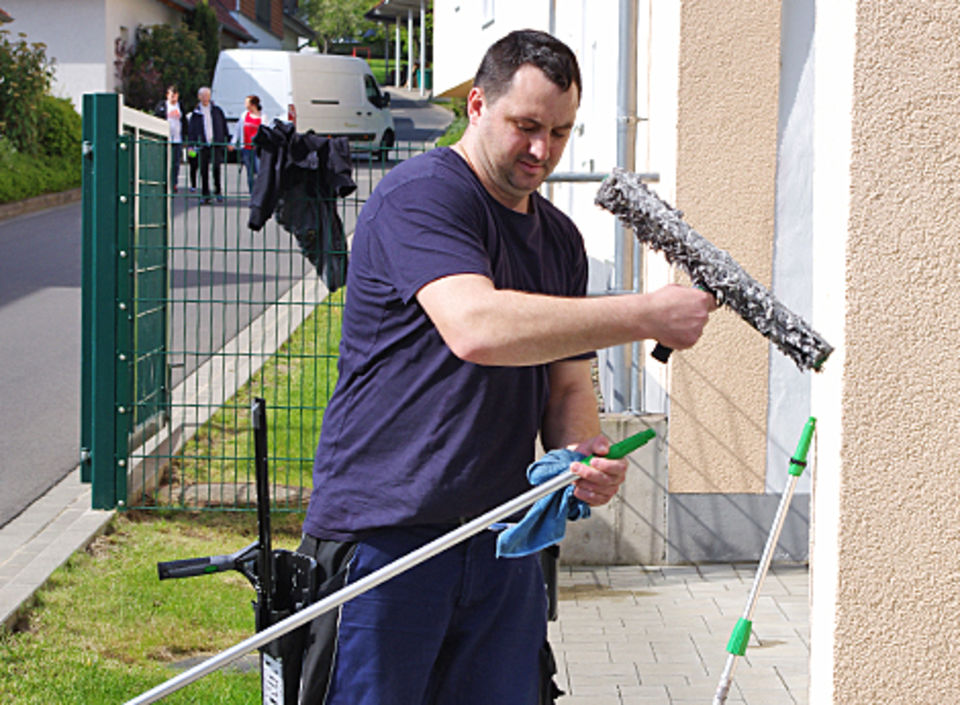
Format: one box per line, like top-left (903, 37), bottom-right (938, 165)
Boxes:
top-left (158, 554), bottom-right (234, 580)
top-left (157, 541), bottom-right (258, 581)
top-left (651, 342), bottom-right (672, 363)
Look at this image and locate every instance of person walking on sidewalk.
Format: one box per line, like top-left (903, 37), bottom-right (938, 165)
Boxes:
top-left (154, 85), bottom-right (188, 193)
top-left (187, 86), bottom-right (228, 203)
top-left (297, 29), bottom-right (716, 705)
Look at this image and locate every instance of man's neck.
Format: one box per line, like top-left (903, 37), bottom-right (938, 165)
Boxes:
top-left (452, 142), bottom-right (530, 214)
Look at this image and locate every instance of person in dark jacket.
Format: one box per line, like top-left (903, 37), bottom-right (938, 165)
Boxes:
top-left (187, 86), bottom-right (229, 203)
top-left (153, 85), bottom-right (188, 192)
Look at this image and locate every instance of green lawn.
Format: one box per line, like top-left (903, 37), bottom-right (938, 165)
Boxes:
top-left (0, 511), bottom-right (304, 704)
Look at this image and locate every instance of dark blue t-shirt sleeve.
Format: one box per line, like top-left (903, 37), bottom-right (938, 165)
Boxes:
top-left (370, 177), bottom-right (493, 304)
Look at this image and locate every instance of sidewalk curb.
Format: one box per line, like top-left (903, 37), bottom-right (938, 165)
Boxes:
top-left (0, 188), bottom-right (82, 223)
top-left (0, 468), bottom-right (114, 631)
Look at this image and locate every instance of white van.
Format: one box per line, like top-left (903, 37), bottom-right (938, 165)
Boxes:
top-left (211, 49), bottom-right (395, 154)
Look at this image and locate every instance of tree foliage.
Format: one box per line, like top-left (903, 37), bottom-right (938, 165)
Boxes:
top-left (114, 23), bottom-right (207, 112)
top-left (0, 30), bottom-right (55, 154)
top-left (185, 0), bottom-right (221, 82)
top-left (300, 0), bottom-right (377, 53)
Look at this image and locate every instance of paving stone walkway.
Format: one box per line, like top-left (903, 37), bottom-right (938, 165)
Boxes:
top-left (551, 563), bottom-right (809, 704)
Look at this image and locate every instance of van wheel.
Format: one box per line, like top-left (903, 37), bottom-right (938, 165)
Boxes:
top-left (377, 130), bottom-right (395, 161)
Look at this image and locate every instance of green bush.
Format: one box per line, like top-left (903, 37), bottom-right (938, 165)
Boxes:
top-left (0, 30), bottom-right (55, 155)
top-left (36, 95), bottom-right (80, 159)
top-left (115, 23), bottom-right (207, 112)
top-left (436, 97), bottom-right (466, 147)
top-left (0, 136), bottom-right (79, 203)
top-left (0, 31), bottom-right (80, 204)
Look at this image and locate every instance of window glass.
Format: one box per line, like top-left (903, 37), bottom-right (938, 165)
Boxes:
top-left (365, 75), bottom-right (381, 105)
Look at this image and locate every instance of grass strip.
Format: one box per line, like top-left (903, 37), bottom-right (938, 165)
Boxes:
top-left (0, 511), bottom-right (304, 704)
top-left (142, 289), bottom-right (344, 510)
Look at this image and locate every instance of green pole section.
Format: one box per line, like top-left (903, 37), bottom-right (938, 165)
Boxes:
top-left (84, 93), bottom-right (121, 509)
top-left (788, 416), bottom-right (816, 477)
top-left (726, 617), bottom-right (752, 656)
top-left (581, 428), bottom-right (656, 464)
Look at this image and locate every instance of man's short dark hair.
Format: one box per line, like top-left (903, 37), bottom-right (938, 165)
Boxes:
top-left (474, 29), bottom-right (582, 105)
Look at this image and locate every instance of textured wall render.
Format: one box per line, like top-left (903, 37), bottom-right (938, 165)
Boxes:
top-left (671, 1), bottom-right (781, 493)
top-left (837, 2), bottom-right (960, 702)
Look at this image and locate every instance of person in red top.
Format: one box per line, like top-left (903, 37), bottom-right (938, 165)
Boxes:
top-left (231, 94), bottom-right (265, 193)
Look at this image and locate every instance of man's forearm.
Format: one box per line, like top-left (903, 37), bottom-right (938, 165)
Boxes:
top-left (417, 274), bottom-right (673, 367)
top-left (540, 360), bottom-right (602, 452)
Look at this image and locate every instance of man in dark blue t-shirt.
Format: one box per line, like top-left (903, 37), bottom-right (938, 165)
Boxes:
top-left (297, 30), bottom-right (715, 705)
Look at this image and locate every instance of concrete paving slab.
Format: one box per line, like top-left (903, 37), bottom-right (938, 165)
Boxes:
top-left (553, 564), bottom-right (809, 704)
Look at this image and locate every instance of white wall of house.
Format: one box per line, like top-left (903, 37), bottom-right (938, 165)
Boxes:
top-left (4, 0), bottom-right (179, 110)
top-left (433, 0), bottom-right (551, 98)
top-left (808, 0), bottom-right (854, 700)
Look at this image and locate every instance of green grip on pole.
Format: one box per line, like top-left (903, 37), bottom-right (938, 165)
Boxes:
top-left (726, 617), bottom-right (753, 656)
top-left (582, 428), bottom-right (656, 465)
top-left (788, 416), bottom-right (817, 477)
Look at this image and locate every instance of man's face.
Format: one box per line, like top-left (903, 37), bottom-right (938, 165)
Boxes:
top-left (468, 64), bottom-right (578, 211)
top-left (168, 89), bottom-right (178, 103)
top-left (199, 90), bottom-right (211, 106)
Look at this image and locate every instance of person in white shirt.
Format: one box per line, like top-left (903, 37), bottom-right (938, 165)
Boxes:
top-left (153, 85), bottom-right (188, 193)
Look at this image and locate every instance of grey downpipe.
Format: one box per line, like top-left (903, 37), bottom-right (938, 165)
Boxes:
top-left (613, 0), bottom-right (639, 412)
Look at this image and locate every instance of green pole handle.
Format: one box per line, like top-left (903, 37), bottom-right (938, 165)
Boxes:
top-left (788, 416), bottom-right (816, 477)
top-left (581, 428), bottom-right (656, 465)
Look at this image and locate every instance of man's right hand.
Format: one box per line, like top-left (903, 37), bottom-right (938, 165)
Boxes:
top-left (642, 284), bottom-right (716, 351)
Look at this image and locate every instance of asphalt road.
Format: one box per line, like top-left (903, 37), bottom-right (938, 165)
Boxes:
top-left (0, 89), bottom-right (452, 528)
top-left (0, 202), bottom-right (83, 526)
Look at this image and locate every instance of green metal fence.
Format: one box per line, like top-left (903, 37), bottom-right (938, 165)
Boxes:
top-left (81, 92), bottom-right (429, 512)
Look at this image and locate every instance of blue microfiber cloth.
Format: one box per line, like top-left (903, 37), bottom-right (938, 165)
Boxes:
top-left (496, 448), bottom-right (591, 558)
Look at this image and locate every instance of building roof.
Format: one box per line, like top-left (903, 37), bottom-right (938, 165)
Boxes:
top-left (0, 7), bottom-right (12, 23)
top-left (158, 0), bottom-right (257, 43)
top-left (282, 5), bottom-right (315, 40)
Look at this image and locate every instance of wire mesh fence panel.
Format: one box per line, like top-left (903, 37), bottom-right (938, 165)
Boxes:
top-left (122, 138), bottom-right (432, 512)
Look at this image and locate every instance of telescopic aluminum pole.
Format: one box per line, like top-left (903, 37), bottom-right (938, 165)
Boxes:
top-left (712, 417), bottom-right (816, 705)
top-left (124, 429), bottom-right (656, 705)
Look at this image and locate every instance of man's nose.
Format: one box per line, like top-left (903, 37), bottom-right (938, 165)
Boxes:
top-left (528, 134), bottom-right (549, 162)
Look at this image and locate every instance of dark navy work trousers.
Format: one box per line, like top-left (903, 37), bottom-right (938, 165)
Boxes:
top-left (297, 525), bottom-right (547, 705)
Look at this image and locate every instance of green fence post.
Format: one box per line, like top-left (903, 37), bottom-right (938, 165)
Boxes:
top-left (81, 93), bottom-right (123, 509)
top-left (114, 132), bottom-right (134, 507)
top-left (80, 95), bottom-right (96, 483)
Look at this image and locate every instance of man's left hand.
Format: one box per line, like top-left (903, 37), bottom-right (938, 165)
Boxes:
top-left (569, 435), bottom-right (628, 506)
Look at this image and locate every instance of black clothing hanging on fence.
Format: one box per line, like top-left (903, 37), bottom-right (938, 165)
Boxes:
top-left (248, 120), bottom-right (357, 292)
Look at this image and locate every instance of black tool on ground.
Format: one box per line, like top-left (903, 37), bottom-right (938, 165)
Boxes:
top-left (595, 168), bottom-right (833, 372)
top-left (156, 397), bottom-right (317, 705)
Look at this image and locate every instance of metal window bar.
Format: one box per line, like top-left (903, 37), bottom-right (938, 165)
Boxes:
top-left (542, 170), bottom-right (659, 414)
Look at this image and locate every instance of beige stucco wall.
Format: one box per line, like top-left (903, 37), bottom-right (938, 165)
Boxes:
top-left (670, 1), bottom-right (781, 493)
top-left (835, 2), bottom-right (960, 701)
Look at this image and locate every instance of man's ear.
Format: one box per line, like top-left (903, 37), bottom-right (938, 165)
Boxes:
top-left (465, 86), bottom-right (485, 123)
